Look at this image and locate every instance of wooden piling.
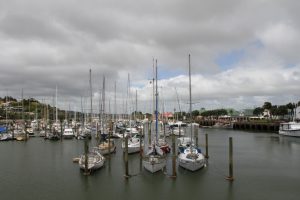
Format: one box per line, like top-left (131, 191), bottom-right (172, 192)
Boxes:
top-left (139, 128), bottom-right (143, 158)
top-left (171, 129), bottom-right (176, 178)
top-left (148, 121), bottom-right (151, 146)
top-left (124, 136), bottom-right (129, 178)
top-left (108, 132), bottom-right (111, 156)
top-left (83, 137), bottom-right (90, 175)
top-left (205, 133), bottom-right (209, 158)
top-left (194, 124), bottom-right (198, 147)
top-left (60, 120), bottom-right (63, 141)
top-left (12, 125), bottom-right (15, 140)
top-left (108, 121), bottom-right (111, 157)
top-left (179, 125), bottom-right (181, 137)
top-left (95, 122), bottom-right (98, 140)
top-left (226, 137), bottom-right (234, 181)
top-left (163, 122), bottom-right (166, 138)
top-left (24, 121), bottom-right (28, 141)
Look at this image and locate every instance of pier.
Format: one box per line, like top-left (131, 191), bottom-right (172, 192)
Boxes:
top-left (232, 121), bottom-right (279, 132)
top-left (196, 118), bottom-right (280, 132)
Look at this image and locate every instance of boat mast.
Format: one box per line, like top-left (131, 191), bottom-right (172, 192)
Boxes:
top-left (135, 89), bottom-right (138, 120)
top-left (114, 81), bottom-right (117, 122)
top-left (89, 69), bottom-right (93, 123)
top-left (5, 92), bottom-right (8, 129)
top-left (152, 58), bottom-right (155, 121)
top-left (175, 87), bottom-right (181, 121)
top-left (102, 76), bottom-right (106, 133)
top-left (128, 74), bottom-right (132, 135)
top-left (55, 85), bottom-right (58, 123)
top-left (22, 88), bottom-right (24, 122)
top-left (80, 96), bottom-right (84, 127)
top-left (188, 54), bottom-right (192, 141)
top-left (155, 59), bottom-right (158, 143)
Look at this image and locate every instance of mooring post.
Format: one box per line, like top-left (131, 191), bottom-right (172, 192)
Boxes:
top-left (124, 136), bottom-right (129, 178)
top-left (12, 124), bottom-right (15, 140)
top-left (95, 122), bottom-right (98, 139)
top-left (108, 131), bottom-right (111, 157)
top-left (148, 121), bottom-right (151, 146)
top-left (108, 120), bottom-right (111, 157)
top-left (172, 129), bottom-right (177, 178)
top-left (83, 136), bottom-right (90, 175)
top-left (60, 120), bottom-right (63, 141)
top-left (139, 128), bottom-right (143, 158)
top-left (205, 133), bottom-right (209, 158)
top-left (163, 122), bottom-right (166, 138)
top-left (194, 123), bottom-right (198, 147)
top-left (179, 125), bottom-right (181, 137)
top-left (226, 137), bottom-right (234, 181)
top-left (24, 124), bottom-right (28, 141)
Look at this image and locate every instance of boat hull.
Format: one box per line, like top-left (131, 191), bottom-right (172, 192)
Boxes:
top-left (79, 152), bottom-right (105, 171)
top-left (178, 148), bottom-right (205, 171)
top-left (279, 130), bottom-right (300, 137)
top-left (178, 157), bottom-right (205, 171)
top-left (123, 145), bottom-right (143, 154)
top-left (279, 122), bottom-right (300, 137)
top-left (62, 135), bottom-right (74, 139)
top-left (99, 146), bottom-right (116, 155)
top-left (143, 156), bottom-right (166, 173)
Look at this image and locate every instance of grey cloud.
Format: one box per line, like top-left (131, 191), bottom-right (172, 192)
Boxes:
top-left (0, 0), bottom-right (299, 111)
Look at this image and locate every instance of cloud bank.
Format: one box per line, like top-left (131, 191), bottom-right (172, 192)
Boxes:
top-left (0, 0), bottom-right (299, 112)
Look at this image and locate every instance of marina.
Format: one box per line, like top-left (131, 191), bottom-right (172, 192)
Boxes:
top-left (0, 128), bottom-right (300, 200)
top-left (1, 1), bottom-right (300, 200)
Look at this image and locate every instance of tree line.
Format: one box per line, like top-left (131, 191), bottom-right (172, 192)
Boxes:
top-left (253, 101), bottom-right (300, 119)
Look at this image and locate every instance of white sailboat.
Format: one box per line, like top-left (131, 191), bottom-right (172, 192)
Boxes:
top-left (78, 147), bottom-right (105, 171)
top-left (97, 75), bottom-right (116, 155)
top-left (279, 121), bottom-right (300, 137)
top-left (122, 78), bottom-right (144, 154)
top-left (62, 128), bottom-right (74, 139)
top-left (178, 55), bottom-right (205, 171)
top-left (122, 134), bottom-right (143, 154)
top-left (279, 105), bottom-right (300, 137)
top-left (143, 59), bottom-right (166, 173)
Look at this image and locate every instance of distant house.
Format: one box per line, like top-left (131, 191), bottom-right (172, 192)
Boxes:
top-left (296, 107), bottom-right (300, 119)
top-left (161, 112), bottom-right (173, 120)
top-left (239, 109), bottom-right (254, 117)
top-left (1, 102), bottom-right (11, 107)
top-left (263, 109), bottom-right (271, 118)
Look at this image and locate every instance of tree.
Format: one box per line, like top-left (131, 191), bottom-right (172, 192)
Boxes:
top-left (286, 102), bottom-right (296, 120)
top-left (270, 105), bottom-right (278, 117)
top-left (228, 109), bottom-right (234, 116)
top-left (191, 110), bottom-right (199, 117)
top-left (286, 102), bottom-right (295, 110)
top-left (263, 102), bottom-right (272, 110)
top-left (253, 107), bottom-right (263, 116)
top-left (200, 109), bottom-right (228, 117)
top-left (276, 105), bottom-right (288, 117)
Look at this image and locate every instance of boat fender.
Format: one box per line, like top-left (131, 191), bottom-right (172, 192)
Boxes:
top-left (197, 148), bottom-right (202, 153)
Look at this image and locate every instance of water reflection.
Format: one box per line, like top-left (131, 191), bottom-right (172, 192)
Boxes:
top-left (1, 129), bottom-right (300, 200)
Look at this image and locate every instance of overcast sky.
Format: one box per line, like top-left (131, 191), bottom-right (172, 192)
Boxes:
top-left (0, 0), bottom-right (299, 113)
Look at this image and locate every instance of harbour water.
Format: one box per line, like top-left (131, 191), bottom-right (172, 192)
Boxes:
top-left (0, 128), bottom-right (300, 200)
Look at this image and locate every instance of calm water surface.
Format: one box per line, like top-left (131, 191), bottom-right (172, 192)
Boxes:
top-left (0, 129), bottom-right (300, 200)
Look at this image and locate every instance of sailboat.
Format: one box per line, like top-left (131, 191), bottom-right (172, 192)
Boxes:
top-left (0, 96), bottom-right (13, 141)
top-left (178, 55), bottom-right (205, 171)
top-left (78, 147), bottom-right (105, 171)
top-left (121, 76), bottom-right (144, 154)
top-left (279, 105), bottom-right (300, 137)
top-left (16, 89), bottom-right (28, 141)
top-left (47, 86), bottom-right (61, 140)
top-left (143, 59), bottom-right (166, 173)
top-left (96, 75), bottom-right (116, 155)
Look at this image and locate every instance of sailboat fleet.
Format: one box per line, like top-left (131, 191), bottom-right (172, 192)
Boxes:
top-left (177, 55), bottom-right (206, 171)
top-left (1, 56), bottom-right (209, 175)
